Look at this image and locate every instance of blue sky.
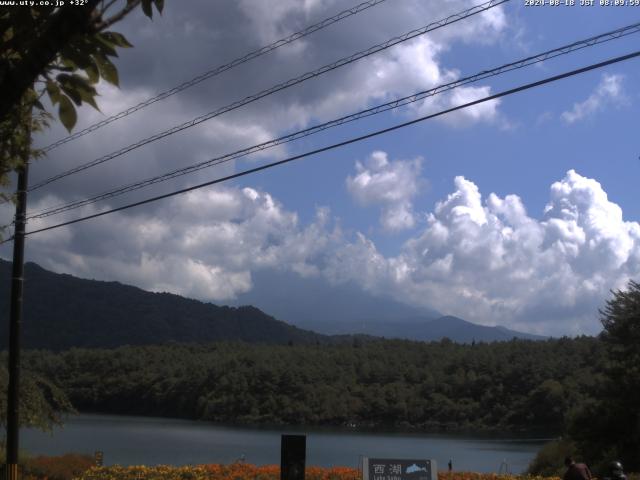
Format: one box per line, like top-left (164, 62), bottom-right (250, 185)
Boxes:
top-left (2, 0), bottom-right (639, 336)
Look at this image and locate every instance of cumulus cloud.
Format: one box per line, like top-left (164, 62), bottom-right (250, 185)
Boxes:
top-left (299, 169), bottom-right (639, 335)
top-left (387, 170), bottom-right (640, 335)
top-left (561, 73), bottom-right (628, 124)
top-left (14, 2), bottom-right (630, 337)
top-left (346, 151), bottom-right (423, 231)
top-left (2, 186), bottom-right (345, 302)
top-left (307, 35), bottom-right (502, 126)
top-left (4, 168), bottom-right (639, 336)
top-left (10, 0), bottom-right (509, 215)
top-left (440, 85), bottom-right (501, 126)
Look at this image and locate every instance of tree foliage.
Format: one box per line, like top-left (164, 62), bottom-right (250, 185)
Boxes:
top-left (21, 336), bottom-right (605, 434)
top-left (0, 0), bottom-right (163, 435)
top-left (567, 280), bottom-right (640, 473)
top-left (526, 438), bottom-right (577, 477)
top-left (0, 0), bottom-right (164, 200)
top-left (0, 363), bottom-right (75, 435)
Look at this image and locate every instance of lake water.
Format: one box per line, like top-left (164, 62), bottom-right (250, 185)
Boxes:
top-left (22, 414), bottom-right (549, 473)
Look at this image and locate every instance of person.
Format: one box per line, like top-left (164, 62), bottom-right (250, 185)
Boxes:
top-left (564, 457), bottom-right (592, 480)
top-left (604, 461), bottom-right (627, 480)
top-left (448, 460), bottom-right (452, 472)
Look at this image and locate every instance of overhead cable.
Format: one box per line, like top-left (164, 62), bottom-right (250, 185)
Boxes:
top-left (4, 48), bottom-right (637, 244)
top-left (40, 0), bottom-right (391, 153)
top-left (26, 20), bottom-right (640, 220)
top-left (28, 0), bottom-right (508, 192)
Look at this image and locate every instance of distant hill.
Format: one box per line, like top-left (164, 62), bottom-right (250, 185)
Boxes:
top-left (232, 270), bottom-right (544, 342)
top-left (0, 260), bottom-right (545, 350)
top-left (295, 315), bottom-right (546, 342)
top-left (0, 260), bottom-right (327, 350)
top-left (232, 269), bottom-right (442, 326)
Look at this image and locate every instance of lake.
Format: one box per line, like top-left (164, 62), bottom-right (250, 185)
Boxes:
top-left (22, 414), bottom-right (549, 473)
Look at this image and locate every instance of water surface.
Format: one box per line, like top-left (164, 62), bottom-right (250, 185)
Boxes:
top-left (22, 414), bottom-right (548, 473)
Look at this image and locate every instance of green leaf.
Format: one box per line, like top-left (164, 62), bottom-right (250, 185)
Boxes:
top-left (56, 74), bottom-right (81, 105)
top-left (75, 84), bottom-right (100, 111)
top-left (79, 91), bottom-right (99, 111)
top-left (101, 31), bottom-right (133, 48)
top-left (58, 95), bottom-right (77, 132)
top-left (153, 0), bottom-right (164, 14)
top-left (93, 34), bottom-right (119, 58)
top-left (94, 53), bottom-right (119, 87)
top-left (75, 36), bottom-right (101, 58)
top-left (57, 74), bottom-right (99, 110)
top-left (45, 80), bottom-right (61, 106)
top-left (141, 0), bottom-right (153, 18)
top-left (59, 85), bottom-right (82, 106)
top-left (85, 58), bottom-right (100, 84)
top-left (60, 57), bottom-right (77, 70)
top-left (60, 45), bottom-right (92, 70)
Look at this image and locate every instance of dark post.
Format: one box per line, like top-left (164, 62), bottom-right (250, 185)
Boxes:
top-left (281, 434), bottom-right (306, 480)
top-left (5, 159), bottom-right (29, 480)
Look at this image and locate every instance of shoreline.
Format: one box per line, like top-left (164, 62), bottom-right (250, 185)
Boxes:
top-left (61, 411), bottom-right (557, 440)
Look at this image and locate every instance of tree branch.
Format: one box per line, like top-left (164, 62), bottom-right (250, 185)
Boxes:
top-left (94, 0), bottom-right (141, 31)
top-left (100, 0), bottom-right (121, 16)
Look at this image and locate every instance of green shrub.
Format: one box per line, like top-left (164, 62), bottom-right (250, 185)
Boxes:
top-left (527, 438), bottom-right (577, 477)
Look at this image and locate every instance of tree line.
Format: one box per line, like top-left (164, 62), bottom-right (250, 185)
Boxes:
top-left (16, 336), bottom-right (604, 434)
top-left (2, 280), bottom-right (637, 474)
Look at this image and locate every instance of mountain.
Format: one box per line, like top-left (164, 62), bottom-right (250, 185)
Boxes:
top-left (232, 269), bottom-right (441, 326)
top-left (233, 270), bottom-right (545, 342)
top-left (406, 315), bottom-right (546, 342)
top-left (0, 260), bottom-right (545, 350)
top-left (0, 260), bottom-right (328, 350)
top-left (292, 315), bottom-right (546, 342)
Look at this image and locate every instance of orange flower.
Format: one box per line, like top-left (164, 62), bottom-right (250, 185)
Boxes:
top-left (73, 464), bottom-right (566, 480)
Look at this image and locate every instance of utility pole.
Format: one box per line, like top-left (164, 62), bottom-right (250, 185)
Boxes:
top-left (5, 117), bottom-right (31, 480)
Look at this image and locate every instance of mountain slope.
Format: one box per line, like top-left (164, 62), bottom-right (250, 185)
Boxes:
top-left (0, 260), bottom-right (545, 349)
top-left (294, 315), bottom-right (546, 342)
top-left (0, 260), bottom-right (326, 350)
top-left (233, 270), bottom-right (544, 342)
top-left (232, 269), bottom-right (442, 326)
top-left (418, 315), bottom-right (545, 342)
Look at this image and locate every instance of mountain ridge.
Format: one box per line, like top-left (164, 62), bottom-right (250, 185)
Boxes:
top-left (0, 259), bottom-right (545, 350)
top-left (295, 314), bottom-right (546, 342)
top-left (0, 260), bottom-right (328, 350)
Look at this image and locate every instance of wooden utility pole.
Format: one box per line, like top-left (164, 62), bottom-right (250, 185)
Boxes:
top-left (5, 127), bottom-right (30, 480)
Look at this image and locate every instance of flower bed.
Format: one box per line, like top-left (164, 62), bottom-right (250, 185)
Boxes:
top-left (74, 464), bottom-right (563, 480)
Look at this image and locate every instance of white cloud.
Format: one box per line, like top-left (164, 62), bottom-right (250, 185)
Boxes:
top-left (390, 170), bottom-right (640, 335)
top-left (12, 2), bottom-right (634, 337)
top-left (5, 168), bottom-right (639, 337)
top-left (441, 85), bottom-right (501, 126)
top-left (7, 0), bottom-right (511, 210)
top-left (561, 73), bottom-right (628, 124)
top-left (306, 35), bottom-right (503, 127)
top-left (314, 170), bottom-right (640, 335)
top-left (4, 186), bottom-right (346, 302)
top-left (346, 151), bottom-right (423, 231)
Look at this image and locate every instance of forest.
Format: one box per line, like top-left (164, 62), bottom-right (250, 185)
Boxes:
top-left (16, 336), bottom-right (603, 433)
top-left (1, 281), bottom-right (637, 475)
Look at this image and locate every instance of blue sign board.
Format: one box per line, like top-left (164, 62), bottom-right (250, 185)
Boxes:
top-left (361, 458), bottom-right (437, 480)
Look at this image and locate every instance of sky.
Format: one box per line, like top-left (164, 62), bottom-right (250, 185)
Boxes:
top-left (2, 0), bottom-right (640, 336)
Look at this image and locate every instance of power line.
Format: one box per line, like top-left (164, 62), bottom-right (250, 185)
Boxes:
top-left (28, 0), bottom-right (508, 192)
top-left (25, 21), bottom-right (640, 220)
top-left (40, 0), bottom-right (391, 153)
top-left (5, 49), bottom-right (637, 244)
